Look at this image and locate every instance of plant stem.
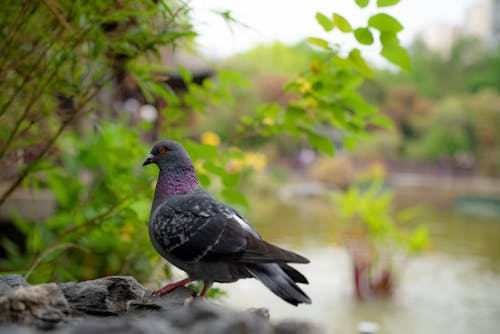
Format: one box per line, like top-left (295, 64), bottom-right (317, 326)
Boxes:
top-left (24, 196), bottom-right (130, 279)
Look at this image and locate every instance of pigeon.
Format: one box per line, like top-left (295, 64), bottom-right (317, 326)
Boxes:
top-left (143, 140), bottom-right (311, 306)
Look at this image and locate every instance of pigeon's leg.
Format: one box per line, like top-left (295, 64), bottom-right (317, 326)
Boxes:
top-left (199, 280), bottom-right (213, 298)
top-left (153, 277), bottom-right (193, 296)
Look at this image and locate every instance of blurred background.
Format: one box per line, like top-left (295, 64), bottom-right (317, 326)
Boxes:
top-left (0, 1), bottom-right (499, 333)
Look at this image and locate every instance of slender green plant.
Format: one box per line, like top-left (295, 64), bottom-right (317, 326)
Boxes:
top-left (331, 175), bottom-right (428, 299)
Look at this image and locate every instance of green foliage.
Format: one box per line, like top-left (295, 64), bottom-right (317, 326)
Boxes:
top-left (238, 0), bottom-right (407, 156)
top-left (187, 282), bottom-right (227, 300)
top-left (466, 48), bottom-right (500, 92)
top-left (349, 49), bottom-right (374, 78)
top-left (355, 32), bottom-right (500, 175)
top-left (0, 121), bottom-right (154, 282)
top-left (316, 12), bottom-right (334, 32)
top-left (357, 77), bottom-right (500, 175)
top-left (31, 123), bottom-right (156, 283)
top-left (0, 0), bottom-right (247, 284)
top-left (331, 177), bottom-right (429, 253)
top-left (377, 0), bottom-right (400, 7)
top-left (307, 37), bottom-right (330, 50)
top-left (333, 13), bottom-right (353, 33)
top-left (381, 43), bottom-right (411, 71)
top-left (0, 0), bottom-right (193, 207)
top-left (467, 91), bottom-right (500, 175)
top-left (368, 13), bottom-right (403, 33)
top-left (354, 28), bottom-right (374, 45)
top-left (355, 0), bottom-right (370, 8)
top-left (382, 37), bottom-right (499, 99)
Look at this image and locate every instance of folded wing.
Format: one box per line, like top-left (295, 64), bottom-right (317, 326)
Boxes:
top-left (151, 190), bottom-right (309, 264)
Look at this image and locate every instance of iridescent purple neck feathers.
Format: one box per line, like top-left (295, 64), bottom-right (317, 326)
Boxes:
top-left (152, 161), bottom-right (200, 210)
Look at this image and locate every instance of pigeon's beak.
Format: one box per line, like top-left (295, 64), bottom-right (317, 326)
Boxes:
top-left (142, 154), bottom-right (154, 167)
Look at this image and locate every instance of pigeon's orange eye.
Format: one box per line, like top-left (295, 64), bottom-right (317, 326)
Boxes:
top-left (159, 146), bottom-right (167, 154)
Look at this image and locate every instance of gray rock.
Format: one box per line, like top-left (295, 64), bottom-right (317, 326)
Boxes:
top-left (168, 299), bottom-right (273, 334)
top-left (0, 282), bottom-right (70, 330)
top-left (274, 320), bottom-right (325, 334)
top-left (61, 315), bottom-right (184, 334)
top-left (58, 276), bottom-right (149, 316)
top-left (0, 274), bottom-right (30, 290)
top-left (61, 301), bottom-right (271, 334)
top-left (0, 324), bottom-right (38, 334)
top-left (0, 274), bottom-right (30, 296)
top-left (0, 275), bottom-right (324, 334)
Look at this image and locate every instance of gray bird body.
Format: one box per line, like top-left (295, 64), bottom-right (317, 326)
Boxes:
top-left (149, 188), bottom-right (252, 283)
top-left (144, 140), bottom-right (311, 305)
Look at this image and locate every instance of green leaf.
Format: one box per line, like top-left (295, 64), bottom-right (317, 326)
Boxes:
top-left (377, 0), bottom-right (400, 7)
top-left (198, 173), bottom-right (211, 188)
top-left (343, 135), bottom-right (358, 150)
top-left (354, 27), bottom-right (374, 45)
top-left (203, 161), bottom-right (227, 176)
top-left (341, 91), bottom-right (377, 115)
top-left (397, 207), bottom-right (421, 223)
top-left (315, 12), bottom-right (333, 32)
top-left (308, 132), bottom-right (335, 156)
top-left (380, 31), bottom-right (399, 46)
top-left (221, 188), bottom-right (249, 207)
top-left (381, 43), bottom-right (411, 71)
top-left (355, 0), bottom-right (370, 8)
top-left (370, 114), bottom-right (394, 129)
top-left (177, 66), bottom-right (192, 83)
top-left (409, 225), bottom-right (429, 252)
top-left (184, 141), bottom-right (217, 161)
top-left (333, 13), bottom-right (352, 33)
top-left (348, 49), bottom-right (374, 78)
top-left (222, 171), bottom-right (240, 187)
top-left (332, 55), bottom-right (352, 70)
top-left (307, 37), bottom-right (329, 49)
top-left (368, 13), bottom-right (403, 33)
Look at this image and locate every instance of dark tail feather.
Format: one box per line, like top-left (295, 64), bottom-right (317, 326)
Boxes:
top-left (244, 263), bottom-right (311, 306)
top-left (279, 264), bottom-right (309, 284)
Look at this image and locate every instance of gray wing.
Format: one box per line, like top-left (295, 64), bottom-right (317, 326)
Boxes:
top-left (150, 190), bottom-right (309, 264)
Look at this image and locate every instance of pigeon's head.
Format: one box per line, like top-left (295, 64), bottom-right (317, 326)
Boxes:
top-left (142, 140), bottom-right (193, 171)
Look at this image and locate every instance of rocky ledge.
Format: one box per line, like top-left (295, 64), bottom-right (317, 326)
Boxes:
top-left (0, 275), bottom-right (323, 334)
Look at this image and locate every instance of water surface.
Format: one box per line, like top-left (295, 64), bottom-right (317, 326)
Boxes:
top-left (219, 189), bottom-right (500, 334)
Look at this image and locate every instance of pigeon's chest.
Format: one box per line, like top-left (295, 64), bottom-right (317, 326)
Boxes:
top-left (149, 210), bottom-right (191, 248)
top-left (149, 200), bottom-right (214, 252)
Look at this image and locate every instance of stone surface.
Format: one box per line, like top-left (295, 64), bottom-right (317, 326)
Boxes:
top-left (0, 274), bottom-right (30, 296)
top-left (274, 320), bottom-right (325, 334)
top-left (0, 281), bottom-right (70, 330)
top-left (58, 276), bottom-right (150, 316)
top-left (0, 275), bottom-right (324, 334)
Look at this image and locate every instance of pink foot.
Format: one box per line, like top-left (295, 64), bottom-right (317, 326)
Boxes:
top-left (198, 281), bottom-right (213, 299)
top-left (152, 278), bottom-right (192, 296)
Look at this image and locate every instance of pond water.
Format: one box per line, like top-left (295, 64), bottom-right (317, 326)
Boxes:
top-left (216, 187), bottom-right (500, 334)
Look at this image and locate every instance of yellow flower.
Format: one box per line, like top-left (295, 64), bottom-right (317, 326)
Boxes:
top-left (295, 77), bottom-right (306, 85)
top-left (262, 117), bottom-right (274, 126)
top-left (299, 81), bottom-right (312, 94)
top-left (194, 160), bottom-right (206, 174)
top-left (295, 77), bottom-right (312, 94)
top-left (244, 152), bottom-right (268, 171)
top-left (226, 158), bottom-right (244, 173)
top-left (201, 131), bottom-right (221, 146)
